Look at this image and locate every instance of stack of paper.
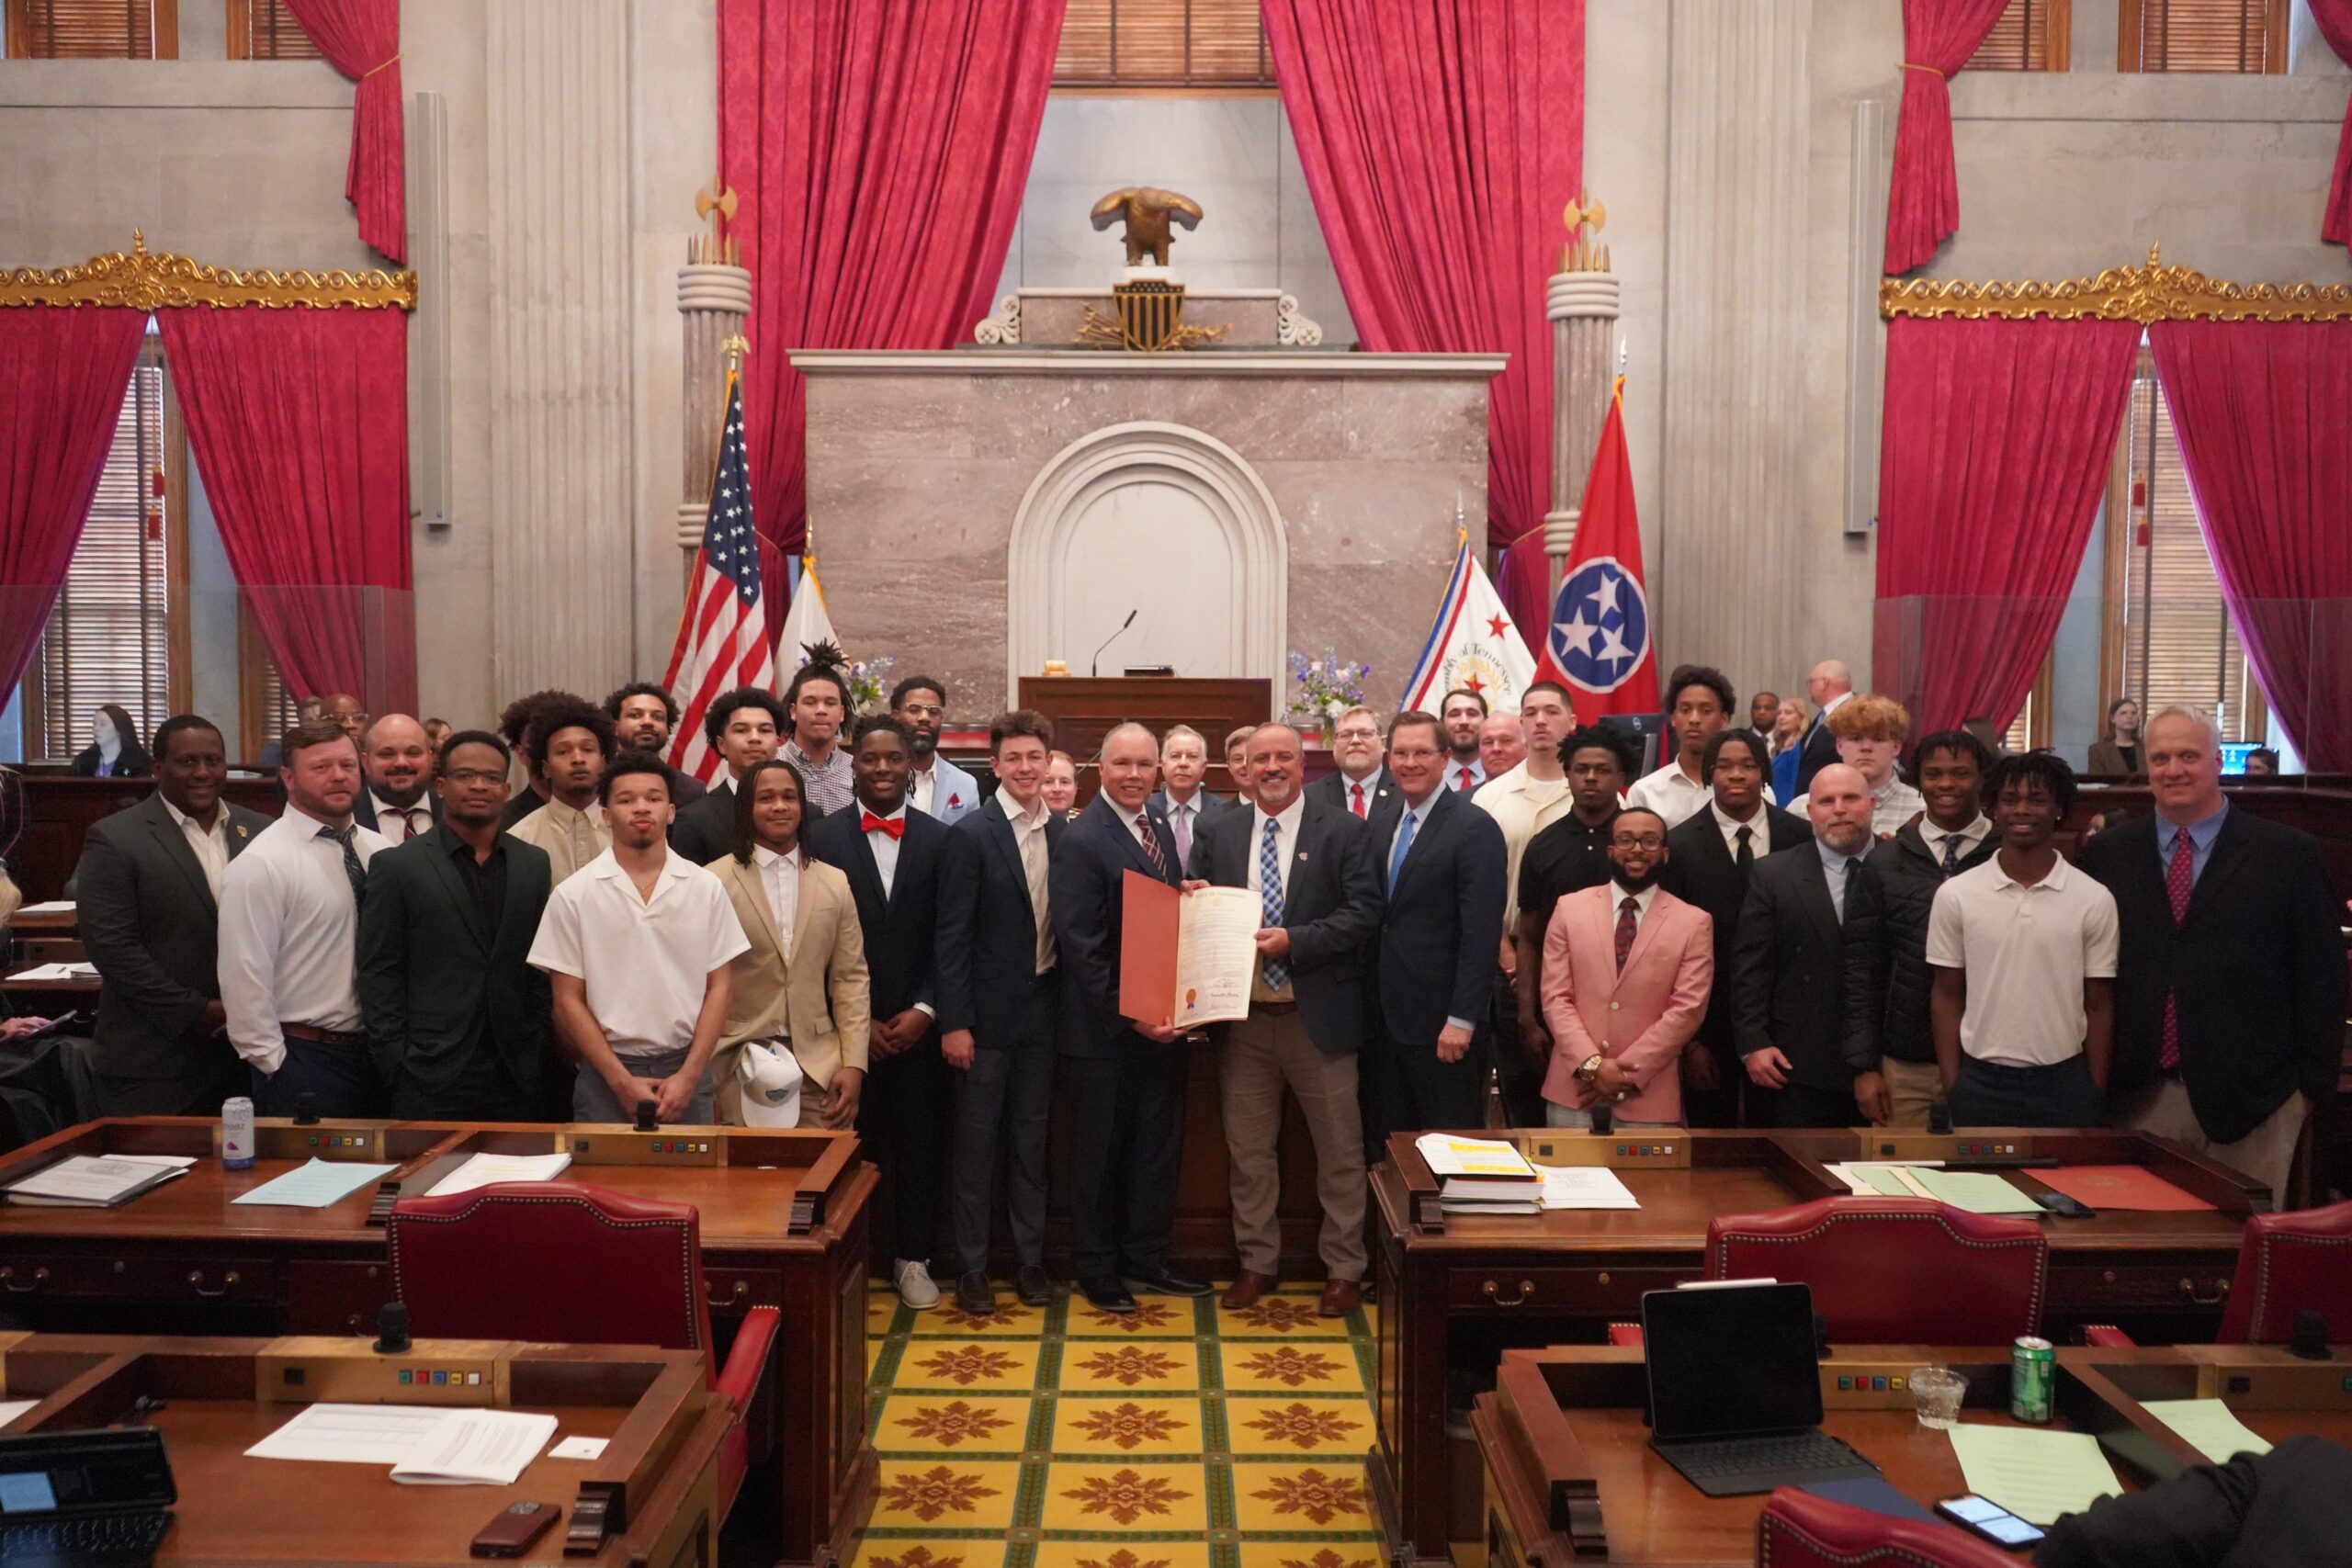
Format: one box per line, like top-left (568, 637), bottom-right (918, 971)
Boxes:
top-left (232, 1157), bottom-right (398, 1209)
top-left (1536, 1165), bottom-right (1641, 1211)
top-left (13, 902), bottom-right (74, 917)
top-left (1415, 1134), bottom-right (1541, 1211)
top-left (425, 1150), bottom-right (573, 1198)
top-left (245, 1403), bottom-right (558, 1485)
top-left (1830, 1163), bottom-right (2041, 1215)
top-left (2, 1154), bottom-right (192, 1207)
top-left (7, 962), bottom-right (98, 983)
top-left (2142, 1399), bottom-right (2273, 1461)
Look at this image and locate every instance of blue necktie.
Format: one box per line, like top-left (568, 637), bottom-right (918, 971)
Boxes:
top-left (1387, 807), bottom-right (1418, 895)
top-left (1259, 818), bottom-right (1288, 992)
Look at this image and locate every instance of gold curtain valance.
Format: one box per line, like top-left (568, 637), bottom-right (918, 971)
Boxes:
top-left (0, 231), bottom-right (414, 310)
top-left (1881, 244), bottom-right (2352, 323)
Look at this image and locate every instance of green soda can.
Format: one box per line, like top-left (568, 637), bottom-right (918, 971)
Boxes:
top-left (2010, 1336), bottom-right (2055, 1424)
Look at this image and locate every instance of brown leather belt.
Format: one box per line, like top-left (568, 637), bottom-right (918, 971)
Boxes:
top-left (282, 1023), bottom-right (366, 1047)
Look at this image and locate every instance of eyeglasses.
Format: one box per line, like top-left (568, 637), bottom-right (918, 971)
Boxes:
top-left (897, 703), bottom-right (944, 719)
top-left (1611, 834), bottom-right (1666, 852)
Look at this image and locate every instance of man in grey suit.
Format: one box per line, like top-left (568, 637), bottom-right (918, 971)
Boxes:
top-left (74, 715), bottom-right (272, 1115)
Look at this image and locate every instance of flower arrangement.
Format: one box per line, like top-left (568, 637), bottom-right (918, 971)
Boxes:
top-left (1289, 649), bottom-right (1370, 742)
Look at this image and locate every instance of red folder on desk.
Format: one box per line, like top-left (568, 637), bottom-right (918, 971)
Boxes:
top-left (2039, 1165), bottom-right (2217, 1212)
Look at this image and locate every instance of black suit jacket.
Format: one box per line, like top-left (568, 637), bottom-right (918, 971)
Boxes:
top-left (2034, 1434), bottom-right (2352, 1568)
top-left (71, 745), bottom-right (152, 779)
top-left (353, 791), bottom-right (439, 839)
top-left (74, 793), bottom-right (270, 1082)
top-left (355, 826), bottom-right (553, 1100)
top-left (1190, 794), bottom-right (1384, 1055)
top-left (1371, 786), bottom-right (1507, 1048)
top-left (667, 780), bottom-right (737, 867)
top-left (805, 804), bottom-right (960, 1024)
top-left (1309, 767), bottom-right (1402, 835)
top-left (1730, 842), bottom-right (1865, 1094)
top-left (1659, 803), bottom-right (1812, 1060)
top-left (1049, 793), bottom-right (1181, 1060)
top-left (936, 795), bottom-right (1065, 1047)
top-left (1792, 717), bottom-right (1842, 798)
top-left (2075, 807), bottom-right (2346, 1143)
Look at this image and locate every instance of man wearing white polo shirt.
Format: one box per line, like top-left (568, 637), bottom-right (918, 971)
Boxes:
top-left (530, 751), bottom-right (749, 1124)
top-left (1927, 752), bottom-right (2117, 1128)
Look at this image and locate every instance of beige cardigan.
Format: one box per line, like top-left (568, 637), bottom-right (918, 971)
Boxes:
top-left (706, 852), bottom-right (872, 1124)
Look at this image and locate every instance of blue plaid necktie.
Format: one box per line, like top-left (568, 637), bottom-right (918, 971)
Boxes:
top-left (1259, 817), bottom-right (1288, 992)
top-left (1387, 807), bottom-right (1418, 895)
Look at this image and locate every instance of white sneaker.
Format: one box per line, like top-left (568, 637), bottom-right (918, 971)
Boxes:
top-left (895, 1258), bottom-right (941, 1310)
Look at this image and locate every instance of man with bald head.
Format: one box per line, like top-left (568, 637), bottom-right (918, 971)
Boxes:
top-left (355, 715), bottom-right (438, 840)
top-left (1730, 761), bottom-right (1878, 1127)
top-left (1478, 711), bottom-right (1526, 780)
top-left (1792, 660), bottom-right (1854, 798)
top-left (1049, 721), bottom-right (1200, 1312)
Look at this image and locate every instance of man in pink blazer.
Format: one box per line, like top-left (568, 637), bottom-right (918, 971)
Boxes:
top-left (1539, 807), bottom-right (1714, 1127)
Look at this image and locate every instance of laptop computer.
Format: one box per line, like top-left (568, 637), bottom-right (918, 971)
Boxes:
top-left (1642, 1280), bottom-right (1881, 1497)
top-left (0, 1428), bottom-right (175, 1567)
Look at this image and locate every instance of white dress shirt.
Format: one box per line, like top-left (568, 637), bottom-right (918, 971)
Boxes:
top-left (1922, 814), bottom-right (1992, 868)
top-left (909, 765), bottom-right (935, 818)
top-left (860, 803), bottom-right (907, 896)
top-left (752, 843), bottom-right (801, 953)
top-left (368, 791), bottom-right (433, 841)
top-left (162, 796), bottom-right (232, 902)
top-left (1707, 798), bottom-right (1769, 863)
top-left (1121, 803), bottom-right (1167, 860)
top-left (526, 847), bottom-right (750, 1059)
top-left (215, 805), bottom-right (389, 1075)
top-left (1245, 794), bottom-right (1306, 898)
top-left (1625, 761), bottom-right (1712, 829)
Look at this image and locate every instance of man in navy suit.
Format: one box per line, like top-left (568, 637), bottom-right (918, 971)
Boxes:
top-left (936, 709), bottom-right (1066, 1314)
top-left (1147, 724), bottom-right (1228, 870)
top-left (1310, 705), bottom-right (1401, 831)
top-left (1791, 660), bottom-right (1854, 799)
top-left (805, 715), bottom-right (968, 1310)
top-left (1189, 722), bottom-right (1383, 1316)
top-left (1368, 711), bottom-right (1510, 1139)
top-left (1048, 721), bottom-right (1204, 1314)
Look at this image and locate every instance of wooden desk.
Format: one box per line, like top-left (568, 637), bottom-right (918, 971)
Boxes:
top-left (0, 1118), bottom-right (876, 1568)
top-left (1371, 1127), bottom-right (2263, 1568)
top-left (1, 961), bottom-right (97, 1011)
top-left (1476, 1344), bottom-right (2098, 1567)
top-left (2057, 1342), bottom-right (2352, 1483)
top-left (0, 1332), bottom-right (726, 1565)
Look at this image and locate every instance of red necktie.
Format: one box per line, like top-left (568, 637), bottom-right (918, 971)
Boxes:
top-left (2159, 827), bottom-right (2195, 1069)
top-left (1351, 783), bottom-right (1366, 818)
top-left (861, 811), bottom-right (905, 841)
top-left (1456, 767), bottom-right (1474, 792)
top-left (1614, 896), bottom-right (1639, 973)
top-left (402, 809), bottom-right (421, 840)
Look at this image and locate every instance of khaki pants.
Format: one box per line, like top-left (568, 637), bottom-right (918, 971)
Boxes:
top-left (1881, 1058), bottom-right (1944, 1129)
top-left (1220, 1009), bottom-right (1367, 1282)
top-left (2120, 1078), bottom-right (2307, 1205)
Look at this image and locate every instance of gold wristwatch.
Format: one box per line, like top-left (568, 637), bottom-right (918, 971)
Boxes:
top-left (1574, 1053), bottom-right (1604, 1085)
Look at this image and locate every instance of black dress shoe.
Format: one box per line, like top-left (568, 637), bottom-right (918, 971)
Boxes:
top-left (1121, 1265), bottom-right (1212, 1298)
top-left (1079, 1275), bottom-right (1139, 1314)
top-left (954, 1270), bottom-right (996, 1314)
top-left (1014, 1264), bottom-right (1054, 1308)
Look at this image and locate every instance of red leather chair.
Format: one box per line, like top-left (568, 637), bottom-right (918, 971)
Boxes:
top-left (1707, 1198), bottom-right (2047, 1344)
top-left (2215, 1198), bottom-right (2352, 1344)
top-left (388, 1181), bottom-right (779, 1517)
top-left (1756, 1488), bottom-right (2020, 1567)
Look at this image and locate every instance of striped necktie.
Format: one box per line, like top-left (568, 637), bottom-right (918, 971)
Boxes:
top-left (1259, 818), bottom-right (1289, 991)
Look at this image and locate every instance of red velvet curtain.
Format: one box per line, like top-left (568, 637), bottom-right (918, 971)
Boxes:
top-left (282, 0), bottom-right (405, 264)
top-left (1873, 315), bottom-right (2138, 737)
top-left (2149, 320), bottom-right (2352, 771)
top-left (0, 308), bottom-right (148, 709)
top-left (718, 0), bottom-right (1063, 626)
top-left (2312, 0), bottom-right (2352, 243)
top-left (1263, 0), bottom-right (1582, 631)
top-left (158, 308), bottom-right (415, 715)
top-left (1883, 0), bottom-right (2008, 275)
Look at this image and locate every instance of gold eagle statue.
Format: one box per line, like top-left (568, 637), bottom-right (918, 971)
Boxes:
top-left (1090, 186), bottom-right (1205, 268)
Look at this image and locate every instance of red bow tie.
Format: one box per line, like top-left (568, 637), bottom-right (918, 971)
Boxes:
top-left (861, 811), bottom-right (905, 840)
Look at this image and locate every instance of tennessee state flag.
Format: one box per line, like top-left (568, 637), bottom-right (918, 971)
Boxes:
top-left (1540, 377), bottom-right (1659, 726)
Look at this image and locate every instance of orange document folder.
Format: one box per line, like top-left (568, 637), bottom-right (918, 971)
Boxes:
top-left (1121, 871), bottom-right (1182, 1028)
top-left (1118, 871), bottom-right (1261, 1030)
top-left (2037, 1165), bottom-right (2217, 1212)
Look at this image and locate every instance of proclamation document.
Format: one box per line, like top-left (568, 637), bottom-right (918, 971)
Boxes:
top-left (1120, 872), bottom-right (1263, 1029)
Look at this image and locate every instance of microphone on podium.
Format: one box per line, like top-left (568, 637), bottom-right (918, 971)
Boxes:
top-left (1091, 609), bottom-right (1139, 677)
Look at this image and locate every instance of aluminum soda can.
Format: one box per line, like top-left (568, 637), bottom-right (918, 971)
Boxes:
top-left (2010, 1336), bottom-right (2054, 1424)
top-left (221, 1096), bottom-right (256, 1169)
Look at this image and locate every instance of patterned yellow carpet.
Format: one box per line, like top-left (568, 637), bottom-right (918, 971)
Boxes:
top-left (855, 1283), bottom-right (1382, 1568)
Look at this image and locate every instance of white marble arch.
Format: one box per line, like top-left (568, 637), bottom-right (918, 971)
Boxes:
top-left (1005, 422), bottom-right (1288, 695)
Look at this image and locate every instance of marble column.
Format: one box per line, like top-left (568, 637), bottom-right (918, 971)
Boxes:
top-left (1543, 254), bottom-right (1621, 598)
top-left (1658, 0), bottom-right (1814, 689)
top-left (675, 263), bottom-right (752, 567)
top-left (484, 0), bottom-right (636, 701)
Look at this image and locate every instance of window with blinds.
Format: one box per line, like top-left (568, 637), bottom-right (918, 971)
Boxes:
top-left (2119, 0), bottom-right (2286, 72)
top-left (1968, 0), bottom-right (2072, 71)
top-left (4, 0), bottom-right (175, 57)
top-left (225, 0), bottom-right (318, 59)
top-left (24, 345), bottom-right (173, 761)
top-left (2117, 354), bottom-right (2264, 742)
top-left (1055, 0), bottom-right (1272, 87)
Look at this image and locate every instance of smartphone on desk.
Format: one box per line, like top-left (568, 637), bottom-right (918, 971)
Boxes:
top-left (1936, 1494), bottom-right (2045, 1550)
top-left (2032, 1190), bottom-right (2096, 1220)
top-left (471, 1500), bottom-right (559, 1558)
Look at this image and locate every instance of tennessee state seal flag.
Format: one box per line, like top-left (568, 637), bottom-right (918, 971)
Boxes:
top-left (1399, 532), bottom-right (1538, 714)
top-left (1541, 377), bottom-right (1658, 726)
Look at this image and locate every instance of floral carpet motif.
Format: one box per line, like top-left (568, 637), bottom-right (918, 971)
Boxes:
top-left (853, 1281), bottom-right (1380, 1568)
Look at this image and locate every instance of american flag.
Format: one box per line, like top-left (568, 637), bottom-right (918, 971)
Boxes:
top-left (662, 377), bottom-right (775, 784)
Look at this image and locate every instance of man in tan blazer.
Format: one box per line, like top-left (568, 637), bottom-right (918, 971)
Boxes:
top-left (706, 759), bottom-right (872, 1127)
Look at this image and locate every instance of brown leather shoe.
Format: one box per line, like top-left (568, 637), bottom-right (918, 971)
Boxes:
top-left (1318, 1279), bottom-right (1363, 1317)
top-left (1222, 1270), bottom-right (1277, 1310)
